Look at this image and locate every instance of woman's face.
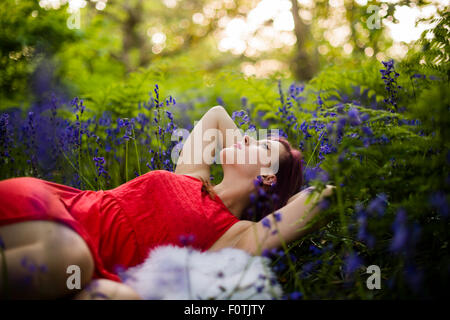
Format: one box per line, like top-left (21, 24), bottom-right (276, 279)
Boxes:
top-left (220, 135), bottom-right (287, 178)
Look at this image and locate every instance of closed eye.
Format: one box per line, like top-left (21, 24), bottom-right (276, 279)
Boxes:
top-left (260, 141), bottom-right (269, 150)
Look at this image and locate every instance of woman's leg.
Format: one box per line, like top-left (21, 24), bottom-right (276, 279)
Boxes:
top-left (72, 279), bottom-right (142, 300)
top-left (0, 220), bottom-right (95, 299)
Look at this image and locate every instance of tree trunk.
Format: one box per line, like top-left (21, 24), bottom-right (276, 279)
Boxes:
top-left (290, 0), bottom-right (316, 81)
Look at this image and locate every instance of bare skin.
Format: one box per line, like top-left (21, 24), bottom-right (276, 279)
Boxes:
top-left (0, 221), bottom-right (141, 300)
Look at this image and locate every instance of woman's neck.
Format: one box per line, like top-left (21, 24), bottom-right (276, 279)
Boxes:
top-left (213, 176), bottom-right (254, 219)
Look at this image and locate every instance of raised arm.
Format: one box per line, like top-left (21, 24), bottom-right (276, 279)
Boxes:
top-left (174, 105), bottom-right (244, 181)
top-left (235, 185), bottom-right (336, 255)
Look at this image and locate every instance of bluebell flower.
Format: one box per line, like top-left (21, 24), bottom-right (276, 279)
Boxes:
top-left (274, 212), bottom-right (282, 222)
top-left (389, 208), bottom-right (408, 253)
top-left (343, 252), bottom-right (363, 275)
top-left (411, 73), bottom-right (426, 79)
top-left (256, 285), bottom-right (265, 293)
top-left (273, 261), bottom-right (286, 272)
top-left (326, 123), bottom-right (334, 134)
top-left (241, 96), bottom-right (248, 107)
top-left (165, 110), bottom-right (173, 121)
top-left (380, 59), bottom-right (400, 110)
top-left (179, 234), bottom-right (195, 246)
top-left (336, 117), bottom-right (347, 136)
top-left (261, 249), bottom-right (271, 259)
top-left (262, 218), bottom-right (271, 229)
top-left (289, 291), bottom-right (303, 300)
top-left (299, 121), bottom-right (312, 139)
top-left (301, 259), bottom-right (322, 278)
top-left (348, 107), bottom-right (361, 126)
top-left (317, 94), bottom-right (324, 107)
top-left (93, 156), bottom-right (109, 180)
top-left (429, 191), bottom-right (449, 217)
top-left (380, 134), bottom-right (389, 144)
top-left (367, 193), bottom-right (388, 217)
top-left (318, 198), bottom-right (330, 210)
top-left (258, 188), bottom-right (266, 197)
top-left (253, 175), bottom-right (263, 187)
top-left (403, 263), bottom-right (423, 294)
top-left (309, 244), bottom-right (322, 256)
top-left (361, 126), bottom-right (373, 136)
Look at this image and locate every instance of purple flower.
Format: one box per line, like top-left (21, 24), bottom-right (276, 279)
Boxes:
top-left (343, 252), bottom-right (363, 275)
top-left (253, 175), bottom-right (263, 187)
top-left (299, 121), bottom-right (312, 139)
top-left (256, 285), bottom-right (265, 293)
top-left (262, 217), bottom-right (271, 229)
top-left (380, 59), bottom-right (400, 110)
top-left (356, 206), bottom-right (376, 250)
top-left (274, 212), bottom-right (282, 222)
top-left (361, 126), bottom-right (373, 136)
top-left (304, 165), bottom-right (329, 184)
top-left (93, 156), bottom-right (109, 180)
top-left (348, 108), bottom-right (361, 126)
top-left (367, 193), bottom-right (388, 217)
top-left (389, 208), bottom-right (408, 253)
top-left (403, 263), bottom-right (423, 293)
top-left (309, 244), bottom-right (322, 256)
top-left (429, 191), bottom-right (449, 217)
top-left (361, 113), bottom-right (370, 122)
top-left (301, 259), bottom-right (322, 277)
top-left (289, 291), bottom-right (303, 300)
top-left (336, 117), bottom-right (347, 136)
top-left (179, 234), bottom-right (195, 246)
top-left (317, 94), bottom-right (324, 107)
top-left (318, 198), bottom-right (330, 210)
top-left (118, 118), bottom-right (133, 141)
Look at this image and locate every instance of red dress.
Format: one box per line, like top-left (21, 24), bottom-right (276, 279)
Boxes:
top-left (0, 170), bottom-right (240, 283)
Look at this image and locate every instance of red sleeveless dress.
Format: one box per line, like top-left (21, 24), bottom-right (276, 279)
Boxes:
top-left (0, 170), bottom-right (240, 283)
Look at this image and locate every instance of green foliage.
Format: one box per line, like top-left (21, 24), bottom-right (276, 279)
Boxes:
top-left (0, 0), bottom-right (77, 105)
top-left (400, 7), bottom-right (449, 80)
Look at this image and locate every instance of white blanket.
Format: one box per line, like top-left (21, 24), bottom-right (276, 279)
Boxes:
top-left (120, 245), bottom-right (283, 300)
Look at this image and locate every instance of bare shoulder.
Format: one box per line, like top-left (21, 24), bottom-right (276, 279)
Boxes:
top-left (208, 220), bottom-right (255, 252)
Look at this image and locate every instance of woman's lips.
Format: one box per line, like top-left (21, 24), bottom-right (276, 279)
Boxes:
top-left (233, 142), bottom-right (242, 149)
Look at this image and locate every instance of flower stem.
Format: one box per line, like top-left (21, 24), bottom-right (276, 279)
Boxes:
top-left (78, 114), bottom-right (82, 188)
top-left (335, 174), bottom-right (349, 240)
top-left (274, 220), bottom-right (306, 298)
top-left (132, 127), bottom-right (141, 176)
top-left (125, 140), bottom-right (129, 182)
top-left (305, 129), bottom-right (325, 168)
top-left (60, 148), bottom-right (95, 190)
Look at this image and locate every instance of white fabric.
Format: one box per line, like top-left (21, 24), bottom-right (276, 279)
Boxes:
top-left (121, 245), bottom-right (283, 300)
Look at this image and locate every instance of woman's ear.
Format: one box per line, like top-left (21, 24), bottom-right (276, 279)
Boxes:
top-left (261, 174), bottom-right (277, 187)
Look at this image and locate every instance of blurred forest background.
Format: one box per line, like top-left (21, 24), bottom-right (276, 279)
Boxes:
top-left (0, 0), bottom-right (447, 114)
